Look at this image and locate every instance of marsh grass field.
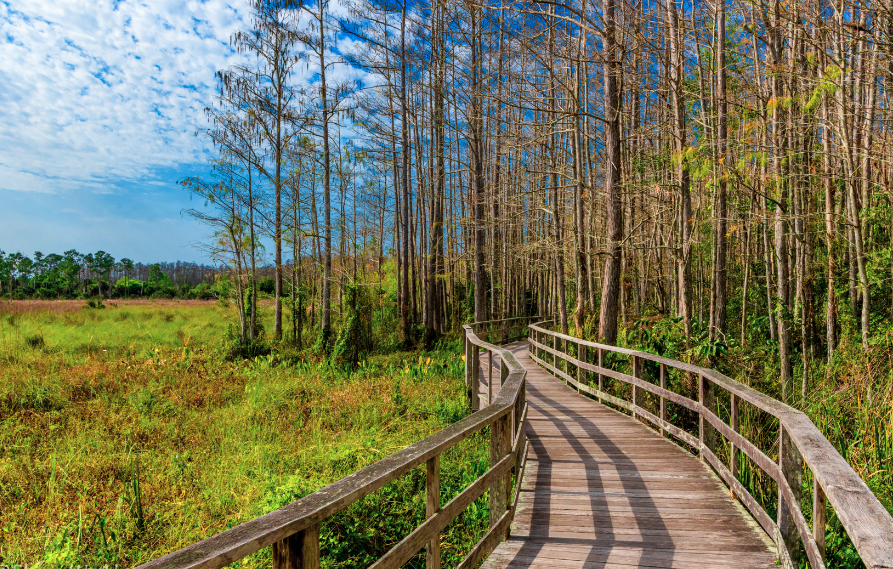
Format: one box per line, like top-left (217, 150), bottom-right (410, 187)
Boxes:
top-left (0, 301), bottom-right (488, 568)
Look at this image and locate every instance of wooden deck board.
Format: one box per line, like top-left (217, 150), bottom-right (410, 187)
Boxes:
top-left (478, 342), bottom-right (776, 569)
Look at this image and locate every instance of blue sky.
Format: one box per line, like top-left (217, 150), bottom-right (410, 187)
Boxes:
top-left (0, 0), bottom-right (251, 263)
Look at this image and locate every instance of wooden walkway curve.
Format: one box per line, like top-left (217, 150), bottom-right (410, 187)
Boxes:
top-left (479, 341), bottom-right (777, 569)
top-left (138, 317), bottom-right (893, 569)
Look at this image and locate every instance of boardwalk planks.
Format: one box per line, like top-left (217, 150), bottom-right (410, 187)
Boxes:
top-left (480, 342), bottom-right (777, 569)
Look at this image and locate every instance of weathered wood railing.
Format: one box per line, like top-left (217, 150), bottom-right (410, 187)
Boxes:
top-left (528, 321), bottom-right (893, 569)
top-left (465, 315), bottom-right (539, 411)
top-left (136, 318), bottom-right (530, 569)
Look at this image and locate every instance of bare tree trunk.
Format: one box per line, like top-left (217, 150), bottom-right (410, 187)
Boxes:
top-left (400, 2), bottom-right (412, 337)
top-left (319, 0), bottom-right (333, 346)
top-left (711, 0), bottom-right (728, 346)
top-left (822, 100), bottom-right (837, 361)
top-left (667, 0), bottom-right (692, 337)
top-left (426, 1), bottom-right (446, 340)
top-left (598, 0), bottom-right (623, 344)
top-left (572, 8), bottom-right (590, 334)
top-left (471, 4), bottom-right (487, 324)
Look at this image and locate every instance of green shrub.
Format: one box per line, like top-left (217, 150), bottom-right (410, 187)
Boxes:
top-left (332, 285), bottom-right (373, 366)
top-left (258, 277), bottom-right (275, 295)
top-left (219, 315), bottom-right (269, 361)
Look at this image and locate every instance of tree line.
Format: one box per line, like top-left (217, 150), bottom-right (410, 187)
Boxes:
top-left (0, 250), bottom-right (225, 301)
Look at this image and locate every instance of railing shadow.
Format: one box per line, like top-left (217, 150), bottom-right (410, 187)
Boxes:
top-left (488, 343), bottom-right (674, 568)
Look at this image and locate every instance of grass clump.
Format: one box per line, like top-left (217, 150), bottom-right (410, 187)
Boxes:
top-left (25, 332), bottom-right (45, 349)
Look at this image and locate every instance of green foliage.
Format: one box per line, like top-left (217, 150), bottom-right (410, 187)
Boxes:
top-left (0, 248), bottom-right (235, 301)
top-left (392, 382), bottom-right (406, 415)
top-left (221, 322), bottom-right (270, 361)
top-left (2, 379), bottom-right (65, 414)
top-left (257, 276), bottom-right (275, 295)
top-left (332, 285), bottom-right (373, 367)
top-left (314, 324), bottom-right (334, 356)
top-left (185, 281), bottom-right (218, 300)
top-left (624, 314), bottom-right (727, 363)
top-left (371, 291), bottom-right (401, 351)
top-left (432, 398), bottom-right (468, 424)
top-left (803, 64), bottom-right (841, 114)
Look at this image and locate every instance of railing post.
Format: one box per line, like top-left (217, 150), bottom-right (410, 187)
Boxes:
top-left (464, 329), bottom-right (470, 388)
top-left (536, 329), bottom-right (542, 361)
top-left (489, 413), bottom-right (510, 545)
top-left (698, 373), bottom-right (715, 455)
top-left (426, 455), bottom-right (441, 569)
top-left (533, 331), bottom-right (543, 359)
top-left (531, 328), bottom-right (537, 359)
top-left (597, 348), bottom-right (603, 393)
top-left (632, 356), bottom-right (642, 416)
top-left (472, 346), bottom-right (480, 411)
top-left (813, 479), bottom-right (826, 562)
top-left (698, 373), bottom-right (704, 454)
top-left (778, 425), bottom-right (803, 564)
top-left (501, 356), bottom-right (509, 386)
top-left (552, 333), bottom-right (557, 369)
top-left (578, 344), bottom-right (587, 392)
top-left (659, 363), bottom-right (667, 437)
top-left (511, 390), bottom-right (518, 446)
top-left (488, 350), bottom-right (494, 405)
top-left (562, 338), bottom-right (568, 372)
top-left (730, 393), bottom-right (739, 478)
top-left (272, 524), bottom-right (320, 569)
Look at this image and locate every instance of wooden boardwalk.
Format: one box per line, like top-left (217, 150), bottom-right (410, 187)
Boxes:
top-left (479, 342), bottom-right (777, 569)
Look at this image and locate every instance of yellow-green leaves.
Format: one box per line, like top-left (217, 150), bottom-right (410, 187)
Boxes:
top-left (804, 64), bottom-right (841, 114)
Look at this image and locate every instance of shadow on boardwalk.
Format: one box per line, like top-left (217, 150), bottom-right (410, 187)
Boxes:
top-left (479, 342), bottom-right (777, 569)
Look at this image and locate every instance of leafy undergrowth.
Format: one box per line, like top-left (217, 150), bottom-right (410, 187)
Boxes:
top-left (0, 303), bottom-right (486, 568)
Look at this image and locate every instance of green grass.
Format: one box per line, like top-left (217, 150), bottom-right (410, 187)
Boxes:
top-left (0, 302), bottom-right (487, 568)
top-left (0, 301), bottom-right (229, 365)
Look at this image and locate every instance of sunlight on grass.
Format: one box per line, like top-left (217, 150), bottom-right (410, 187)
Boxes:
top-left (0, 302), bottom-right (485, 568)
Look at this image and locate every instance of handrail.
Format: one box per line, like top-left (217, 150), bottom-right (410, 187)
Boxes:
top-left (528, 321), bottom-right (893, 569)
top-left (464, 315), bottom-right (539, 411)
top-left (137, 317), bottom-right (531, 569)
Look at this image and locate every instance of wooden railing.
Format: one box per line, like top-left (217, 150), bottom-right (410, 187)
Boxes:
top-left (137, 318), bottom-right (530, 569)
top-left (528, 321), bottom-right (893, 569)
top-left (464, 315), bottom-right (540, 411)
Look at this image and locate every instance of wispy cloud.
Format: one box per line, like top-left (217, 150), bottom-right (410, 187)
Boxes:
top-left (0, 0), bottom-right (375, 262)
top-left (0, 0), bottom-right (249, 194)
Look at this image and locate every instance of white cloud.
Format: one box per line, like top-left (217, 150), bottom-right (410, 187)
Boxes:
top-left (0, 0), bottom-right (382, 201)
top-left (0, 0), bottom-right (249, 194)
